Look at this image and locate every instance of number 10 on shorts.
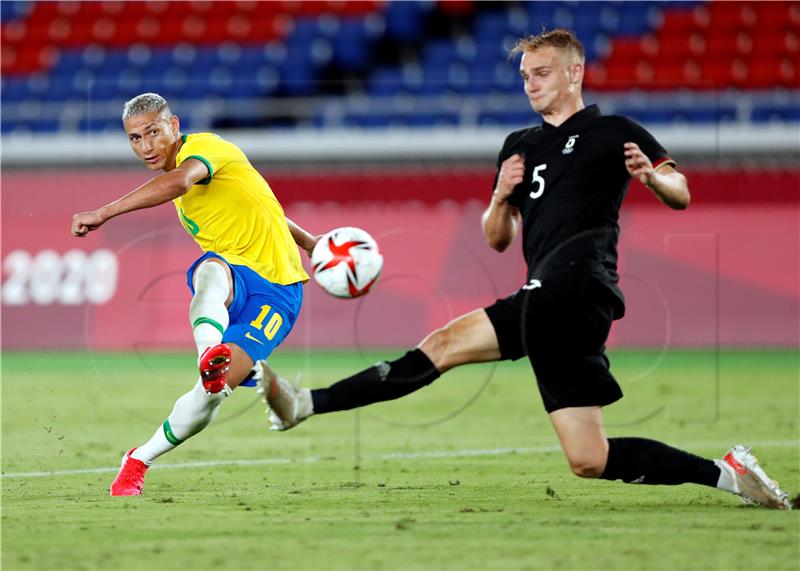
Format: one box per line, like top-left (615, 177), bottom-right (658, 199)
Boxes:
top-left (249, 304), bottom-right (283, 340)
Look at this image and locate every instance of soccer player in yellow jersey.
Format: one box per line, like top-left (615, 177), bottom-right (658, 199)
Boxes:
top-left (71, 93), bottom-right (317, 496)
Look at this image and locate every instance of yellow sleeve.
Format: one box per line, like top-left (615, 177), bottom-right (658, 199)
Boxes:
top-left (177, 135), bottom-right (234, 185)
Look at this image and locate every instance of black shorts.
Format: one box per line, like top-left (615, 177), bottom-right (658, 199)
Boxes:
top-left (484, 267), bottom-right (623, 413)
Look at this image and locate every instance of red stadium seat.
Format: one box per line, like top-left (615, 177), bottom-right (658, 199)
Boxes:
top-left (437, 1), bottom-right (474, 16)
top-left (758, 1), bottom-right (800, 29)
top-left (659, 4), bottom-right (711, 33)
top-left (705, 30), bottom-right (753, 58)
top-left (609, 37), bottom-right (646, 60)
top-left (708, 2), bottom-right (757, 30)
top-left (747, 57), bottom-right (799, 88)
top-left (753, 29), bottom-right (799, 57)
top-left (657, 32), bottom-right (706, 60)
top-left (653, 60), bottom-right (701, 90)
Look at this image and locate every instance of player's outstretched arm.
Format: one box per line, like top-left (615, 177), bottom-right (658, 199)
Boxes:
top-left (71, 159), bottom-right (209, 237)
top-left (482, 153), bottom-right (523, 252)
top-left (624, 142), bottom-right (690, 210)
top-left (285, 217), bottom-right (319, 257)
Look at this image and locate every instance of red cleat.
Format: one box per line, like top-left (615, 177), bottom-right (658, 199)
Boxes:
top-left (199, 343), bottom-right (232, 394)
top-left (109, 448), bottom-right (148, 496)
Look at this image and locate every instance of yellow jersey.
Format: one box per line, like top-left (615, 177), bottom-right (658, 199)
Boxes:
top-left (173, 133), bottom-right (308, 285)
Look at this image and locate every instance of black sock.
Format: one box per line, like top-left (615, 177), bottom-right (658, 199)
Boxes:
top-left (311, 349), bottom-right (441, 414)
top-left (601, 437), bottom-right (721, 487)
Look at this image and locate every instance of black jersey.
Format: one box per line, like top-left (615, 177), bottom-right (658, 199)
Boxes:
top-left (493, 104), bottom-right (674, 312)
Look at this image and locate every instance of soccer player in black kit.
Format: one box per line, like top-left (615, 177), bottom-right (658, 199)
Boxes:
top-left (259, 29), bottom-right (791, 509)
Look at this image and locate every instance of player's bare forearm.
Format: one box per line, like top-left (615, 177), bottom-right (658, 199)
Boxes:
top-left (102, 171), bottom-right (191, 219)
top-left (481, 196), bottom-right (520, 252)
top-left (71, 161), bottom-right (207, 237)
top-left (645, 169), bottom-right (690, 210)
top-left (286, 217), bottom-right (319, 256)
top-left (483, 153), bottom-right (525, 251)
top-left (624, 142), bottom-right (690, 210)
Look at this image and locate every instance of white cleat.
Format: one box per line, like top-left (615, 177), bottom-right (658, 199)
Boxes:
top-left (255, 361), bottom-right (312, 431)
top-left (721, 445), bottom-right (791, 510)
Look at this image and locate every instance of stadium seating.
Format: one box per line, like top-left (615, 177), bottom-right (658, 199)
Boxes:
top-left (1, 1), bottom-right (798, 133)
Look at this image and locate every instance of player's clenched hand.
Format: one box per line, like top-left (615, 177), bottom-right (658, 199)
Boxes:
top-left (624, 142), bottom-right (656, 186)
top-left (71, 210), bottom-right (106, 237)
top-left (495, 153), bottom-right (526, 201)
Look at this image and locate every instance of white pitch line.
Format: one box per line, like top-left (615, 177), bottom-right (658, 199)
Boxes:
top-left (2, 440), bottom-right (797, 480)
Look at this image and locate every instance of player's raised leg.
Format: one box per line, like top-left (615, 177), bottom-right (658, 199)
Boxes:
top-left (110, 259), bottom-right (242, 497)
top-left (109, 343), bottom-right (254, 496)
top-left (261, 308), bottom-right (502, 430)
top-left (549, 406), bottom-right (791, 509)
top-left (189, 258), bottom-right (233, 358)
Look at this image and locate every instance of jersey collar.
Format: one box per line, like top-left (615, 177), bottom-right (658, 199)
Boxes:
top-left (541, 104), bottom-right (601, 130)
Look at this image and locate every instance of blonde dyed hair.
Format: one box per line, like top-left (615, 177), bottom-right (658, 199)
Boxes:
top-left (122, 92), bottom-right (172, 120)
top-left (511, 28), bottom-right (585, 64)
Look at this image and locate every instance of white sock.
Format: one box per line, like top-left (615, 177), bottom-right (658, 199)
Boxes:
top-left (131, 380), bottom-right (231, 465)
top-left (190, 261), bottom-right (230, 357)
top-left (714, 459), bottom-right (739, 493)
top-left (300, 388), bottom-right (315, 417)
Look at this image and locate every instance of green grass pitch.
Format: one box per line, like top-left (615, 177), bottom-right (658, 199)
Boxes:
top-left (2, 349), bottom-right (798, 570)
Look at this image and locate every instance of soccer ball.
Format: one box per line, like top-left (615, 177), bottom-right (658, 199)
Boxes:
top-left (311, 227), bottom-right (383, 299)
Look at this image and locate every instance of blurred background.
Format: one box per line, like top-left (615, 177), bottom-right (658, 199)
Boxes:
top-left (2, 0), bottom-right (798, 354)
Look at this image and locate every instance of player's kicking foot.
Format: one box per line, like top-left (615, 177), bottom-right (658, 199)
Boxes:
top-left (109, 448), bottom-right (149, 496)
top-left (255, 361), bottom-right (312, 431)
top-left (199, 343), bottom-right (231, 394)
top-left (720, 445), bottom-right (791, 509)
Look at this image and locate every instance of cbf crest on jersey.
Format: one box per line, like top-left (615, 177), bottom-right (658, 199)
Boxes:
top-left (562, 134), bottom-right (579, 155)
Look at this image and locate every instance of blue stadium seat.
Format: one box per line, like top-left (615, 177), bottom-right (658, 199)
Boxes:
top-left (422, 39), bottom-right (458, 69)
top-left (52, 51), bottom-right (87, 77)
top-left (125, 45), bottom-right (154, 68)
top-left (79, 117), bottom-right (124, 133)
top-left (1, 78), bottom-right (30, 102)
top-left (148, 49), bottom-right (177, 71)
top-left (404, 111), bottom-right (459, 127)
top-left (239, 46), bottom-right (267, 69)
top-left (616, 3), bottom-right (658, 36)
top-left (227, 68), bottom-right (261, 99)
top-left (463, 67), bottom-right (496, 96)
top-left (573, 9), bottom-right (604, 39)
top-left (88, 76), bottom-right (120, 101)
top-left (528, 1), bottom-right (574, 29)
top-left (368, 66), bottom-right (407, 97)
top-left (193, 47), bottom-right (224, 68)
top-left (253, 65), bottom-right (281, 96)
top-left (217, 44), bottom-right (242, 66)
top-left (751, 105), bottom-right (800, 122)
top-left (684, 107), bottom-right (738, 123)
top-left (474, 12), bottom-right (511, 42)
top-left (172, 44), bottom-right (199, 67)
top-left (39, 77), bottom-right (77, 101)
top-left (98, 51), bottom-right (131, 73)
top-left (287, 19), bottom-right (320, 46)
top-left (0, 1), bottom-right (32, 23)
top-left (279, 51), bottom-right (318, 96)
top-left (333, 18), bottom-right (377, 71)
top-left (115, 69), bottom-right (143, 100)
top-left (21, 118), bottom-right (62, 133)
top-left (384, 0), bottom-right (433, 43)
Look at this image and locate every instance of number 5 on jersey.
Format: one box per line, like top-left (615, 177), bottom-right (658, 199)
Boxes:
top-left (248, 304), bottom-right (283, 342)
top-left (530, 163), bottom-right (547, 199)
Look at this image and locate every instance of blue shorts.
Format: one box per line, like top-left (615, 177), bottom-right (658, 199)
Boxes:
top-left (187, 252), bottom-right (303, 387)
